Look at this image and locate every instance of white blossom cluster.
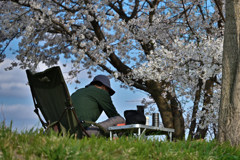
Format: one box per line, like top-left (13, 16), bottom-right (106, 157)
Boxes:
top-left (0, 0), bottom-right (225, 138)
top-left (131, 37), bottom-right (223, 84)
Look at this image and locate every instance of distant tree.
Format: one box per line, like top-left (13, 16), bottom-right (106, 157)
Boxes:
top-left (0, 0), bottom-right (225, 140)
top-left (219, 0), bottom-right (240, 146)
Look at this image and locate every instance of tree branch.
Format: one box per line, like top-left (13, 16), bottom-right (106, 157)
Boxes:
top-left (213, 0), bottom-right (225, 22)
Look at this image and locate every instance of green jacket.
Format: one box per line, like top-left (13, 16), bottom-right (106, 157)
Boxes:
top-left (71, 85), bottom-right (120, 128)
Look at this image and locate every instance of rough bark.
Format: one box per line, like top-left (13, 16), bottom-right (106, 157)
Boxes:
top-left (188, 78), bottom-right (203, 139)
top-left (194, 77), bottom-right (215, 139)
top-left (168, 91), bottom-right (185, 140)
top-left (146, 80), bottom-right (185, 140)
top-left (219, 0), bottom-right (240, 146)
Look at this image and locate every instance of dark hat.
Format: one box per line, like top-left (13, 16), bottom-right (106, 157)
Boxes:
top-left (86, 75), bottom-right (115, 96)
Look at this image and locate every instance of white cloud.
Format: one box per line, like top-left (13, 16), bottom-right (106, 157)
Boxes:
top-left (0, 103), bottom-right (43, 131)
top-left (0, 59), bottom-right (26, 81)
top-left (0, 82), bottom-right (26, 90)
top-left (1, 104), bottom-right (37, 120)
top-left (0, 59), bottom-right (30, 98)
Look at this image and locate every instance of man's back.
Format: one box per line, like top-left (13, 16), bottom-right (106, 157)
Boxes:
top-left (71, 85), bottom-right (120, 128)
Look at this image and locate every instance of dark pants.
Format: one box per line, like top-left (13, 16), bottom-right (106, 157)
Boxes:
top-left (85, 116), bottom-right (125, 137)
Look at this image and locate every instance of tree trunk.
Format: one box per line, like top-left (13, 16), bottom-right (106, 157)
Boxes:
top-left (219, 0), bottom-right (240, 146)
top-left (188, 78), bottom-right (203, 139)
top-left (194, 77), bottom-right (215, 139)
top-left (146, 80), bottom-right (185, 140)
top-left (169, 93), bottom-right (185, 140)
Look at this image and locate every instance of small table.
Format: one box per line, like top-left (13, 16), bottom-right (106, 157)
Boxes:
top-left (108, 124), bottom-right (175, 141)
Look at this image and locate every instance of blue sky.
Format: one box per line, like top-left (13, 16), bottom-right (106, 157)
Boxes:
top-left (0, 57), bottom-right (149, 131)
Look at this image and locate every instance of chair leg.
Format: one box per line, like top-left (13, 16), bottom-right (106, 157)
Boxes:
top-left (110, 131), bottom-right (113, 140)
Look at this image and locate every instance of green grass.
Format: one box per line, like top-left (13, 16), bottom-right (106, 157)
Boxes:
top-left (1, 121), bottom-right (240, 160)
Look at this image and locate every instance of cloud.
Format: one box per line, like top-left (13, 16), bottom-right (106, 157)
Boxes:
top-left (0, 60), bottom-right (30, 98)
top-left (1, 103), bottom-right (37, 120)
top-left (0, 82), bottom-right (31, 98)
top-left (0, 103), bottom-right (41, 131)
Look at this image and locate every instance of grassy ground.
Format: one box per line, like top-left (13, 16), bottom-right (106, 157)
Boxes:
top-left (1, 122), bottom-right (240, 160)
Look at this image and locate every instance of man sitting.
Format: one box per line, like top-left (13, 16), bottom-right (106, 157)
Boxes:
top-left (71, 75), bottom-right (125, 136)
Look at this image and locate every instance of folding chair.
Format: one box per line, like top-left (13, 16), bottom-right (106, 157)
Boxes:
top-left (26, 66), bottom-right (107, 139)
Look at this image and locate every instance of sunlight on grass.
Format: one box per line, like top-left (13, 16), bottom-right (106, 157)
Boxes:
top-left (1, 121), bottom-right (240, 159)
